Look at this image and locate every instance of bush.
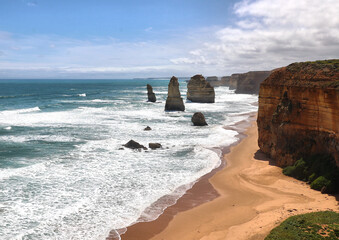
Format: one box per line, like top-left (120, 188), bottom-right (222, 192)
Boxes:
top-left (282, 154), bottom-right (339, 193)
top-left (310, 176), bottom-right (331, 191)
top-left (283, 166), bottom-right (296, 176)
top-left (308, 173), bottom-right (317, 183)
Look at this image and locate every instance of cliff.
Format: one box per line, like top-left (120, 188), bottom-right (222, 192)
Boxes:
top-left (165, 76), bottom-right (185, 111)
top-left (235, 71), bottom-right (272, 94)
top-left (187, 75), bottom-right (215, 103)
top-left (208, 76), bottom-right (230, 87)
top-left (257, 60), bottom-right (339, 167)
top-left (213, 71), bottom-right (271, 94)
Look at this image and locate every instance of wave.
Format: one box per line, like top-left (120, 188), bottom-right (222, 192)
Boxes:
top-left (0, 107), bottom-right (41, 115)
top-left (78, 93), bottom-right (86, 97)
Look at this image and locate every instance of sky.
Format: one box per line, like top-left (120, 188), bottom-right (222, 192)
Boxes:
top-left (0, 0), bottom-right (338, 79)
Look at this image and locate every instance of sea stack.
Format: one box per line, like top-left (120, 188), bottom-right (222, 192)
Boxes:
top-left (191, 112), bottom-right (208, 126)
top-left (165, 76), bottom-right (185, 111)
top-left (187, 74), bottom-right (215, 103)
top-left (147, 84), bottom-right (156, 102)
top-left (257, 60), bottom-right (339, 167)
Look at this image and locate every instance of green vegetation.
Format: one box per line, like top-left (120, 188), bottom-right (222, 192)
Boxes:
top-left (282, 154), bottom-right (339, 193)
top-left (265, 211), bottom-right (339, 240)
top-left (286, 59), bottom-right (339, 73)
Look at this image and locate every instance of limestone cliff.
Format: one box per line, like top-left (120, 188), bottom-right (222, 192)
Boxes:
top-left (257, 60), bottom-right (339, 167)
top-left (235, 71), bottom-right (272, 94)
top-left (208, 76), bottom-right (230, 87)
top-left (165, 76), bottom-right (185, 111)
top-left (187, 75), bottom-right (215, 103)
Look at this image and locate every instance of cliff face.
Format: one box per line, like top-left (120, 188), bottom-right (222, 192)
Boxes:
top-left (257, 60), bottom-right (339, 167)
top-left (187, 75), bottom-right (215, 103)
top-left (228, 74), bottom-right (240, 90)
top-left (235, 71), bottom-right (272, 94)
top-left (208, 76), bottom-right (230, 87)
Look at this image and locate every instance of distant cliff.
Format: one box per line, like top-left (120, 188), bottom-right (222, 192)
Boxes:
top-left (257, 60), bottom-right (339, 167)
top-left (235, 71), bottom-right (272, 94)
top-left (208, 71), bottom-right (271, 94)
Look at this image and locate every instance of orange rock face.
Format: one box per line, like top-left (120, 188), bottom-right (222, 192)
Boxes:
top-left (257, 60), bottom-right (339, 167)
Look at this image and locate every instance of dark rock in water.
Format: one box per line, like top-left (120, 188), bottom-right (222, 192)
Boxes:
top-left (165, 76), bottom-right (185, 111)
top-left (123, 140), bottom-right (147, 150)
top-left (149, 143), bottom-right (162, 149)
top-left (187, 75), bottom-right (215, 103)
top-left (118, 148), bottom-right (124, 150)
top-left (144, 126), bottom-right (152, 131)
top-left (147, 84), bottom-right (156, 102)
top-left (191, 112), bottom-right (208, 126)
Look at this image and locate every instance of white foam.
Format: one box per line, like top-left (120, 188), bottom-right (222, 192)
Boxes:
top-left (0, 106), bottom-right (41, 115)
top-left (4, 126), bottom-right (11, 130)
top-left (78, 93), bottom-right (86, 97)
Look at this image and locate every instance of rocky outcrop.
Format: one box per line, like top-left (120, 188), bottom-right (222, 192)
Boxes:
top-left (123, 140), bottom-right (147, 150)
top-left (235, 71), bottom-right (271, 94)
top-left (191, 112), bottom-right (208, 126)
top-left (228, 74), bottom-right (240, 90)
top-left (149, 143), bottom-right (162, 149)
top-left (206, 76), bottom-right (218, 81)
top-left (187, 75), bottom-right (215, 103)
top-left (257, 60), bottom-right (339, 167)
top-left (207, 76), bottom-right (230, 87)
top-left (165, 76), bottom-right (185, 111)
top-left (147, 84), bottom-right (156, 102)
top-left (144, 126), bottom-right (152, 131)
top-left (212, 71), bottom-right (271, 94)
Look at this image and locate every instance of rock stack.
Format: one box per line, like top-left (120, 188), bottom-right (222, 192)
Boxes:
top-left (187, 75), bottom-right (215, 103)
top-left (191, 112), bottom-right (207, 126)
top-left (147, 84), bottom-right (156, 102)
top-left (165, 76), bottom-right (185, 111)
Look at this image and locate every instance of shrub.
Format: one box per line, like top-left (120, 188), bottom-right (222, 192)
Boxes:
top-left (308, 173), bottom-right (317, 183)
top-left (310, 176), bottom-right (331, 191)
top-left (283, 166), bottom-right (296, 176)
top-left (282, 154), bottom-right (339, 193)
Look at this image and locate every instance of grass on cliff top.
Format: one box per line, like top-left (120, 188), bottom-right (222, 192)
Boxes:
top-left (265, 211), bottom-right (339, 240)
top-left (287, 59), bottom-right (339, 73)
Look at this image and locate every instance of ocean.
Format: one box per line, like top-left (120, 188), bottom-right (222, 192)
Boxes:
top-left (0, 79), bottom-right (258, 239)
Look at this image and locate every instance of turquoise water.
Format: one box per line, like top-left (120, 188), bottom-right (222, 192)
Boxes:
top-left (0, 79), bottom-right (258, 239)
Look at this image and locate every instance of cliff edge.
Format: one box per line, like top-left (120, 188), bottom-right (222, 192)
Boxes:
top-left (257, 60), bottom-right (339, 167)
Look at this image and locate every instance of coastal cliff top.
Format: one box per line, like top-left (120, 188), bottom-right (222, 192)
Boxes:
top-left (262, 59), bottom-right (339, 89)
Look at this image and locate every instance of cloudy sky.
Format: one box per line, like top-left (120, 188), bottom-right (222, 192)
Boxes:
top-left (0, 0), bottom-right (338, 79)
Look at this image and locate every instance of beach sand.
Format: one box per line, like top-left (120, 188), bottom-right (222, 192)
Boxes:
top-left (120, 120), bottom-right (338, 240)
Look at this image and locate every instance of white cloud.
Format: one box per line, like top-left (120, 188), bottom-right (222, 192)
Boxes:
top-left (172, 0), bottom-right (339, 74)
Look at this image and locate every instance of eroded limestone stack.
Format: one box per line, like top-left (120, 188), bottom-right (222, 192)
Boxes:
top-left (187, 75), bottom-right (215, 103)
top-left (147, 84), bottom-right (156, 102)
top-left (165, 76), bottom-right (185, 111)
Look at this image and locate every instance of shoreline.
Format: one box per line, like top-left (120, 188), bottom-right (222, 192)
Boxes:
top-left (107, 113), bottom-right (257, 240)
top-left (116, 116), bottom-right (338, 240)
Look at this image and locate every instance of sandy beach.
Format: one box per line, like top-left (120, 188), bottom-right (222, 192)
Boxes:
top-left (121, 120), bottom-right (338, 240)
